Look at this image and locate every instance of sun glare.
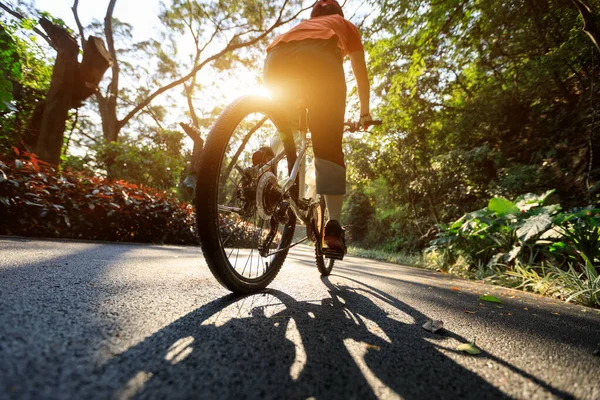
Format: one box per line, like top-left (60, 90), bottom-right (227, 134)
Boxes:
top-left (214, 71), bottom-right (272, 104)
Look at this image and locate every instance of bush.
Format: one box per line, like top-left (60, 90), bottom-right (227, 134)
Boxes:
top-left (0, 150), bottom-right (198, 245)
top-left (425, 189), bottom-right (600, 306)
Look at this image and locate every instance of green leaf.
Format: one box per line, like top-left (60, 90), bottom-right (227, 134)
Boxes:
top-left (517, 213), bottom-right (552, 243)
top-left (456, 343), bottom-right (481, 355)
top-left (549, 241), bottom-right (566, 253)
top-left (480, 294), bottom-right (502, 303)
top-left (488, 197), bottom-right (519, 217)
top-left (539, 189), bottom-right (556, 204)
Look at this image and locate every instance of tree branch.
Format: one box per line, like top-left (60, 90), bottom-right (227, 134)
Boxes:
top-left (104, 0), bottom-right (119, 109)
top-left (71, 0), bottom-right (87, 48)
top-left (0, 1), bottom-right (56, 50)
top-left (118, 0), bottom-right (307, 130)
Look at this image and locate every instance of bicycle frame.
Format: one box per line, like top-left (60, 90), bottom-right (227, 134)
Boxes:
top-left (257, 104), bottom-right (313, 227)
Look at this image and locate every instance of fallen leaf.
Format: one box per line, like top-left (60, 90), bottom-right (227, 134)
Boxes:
top-left (365, 343), bottom-right (380, 351)
top-left (524, 307), bottom-right (529, 310)
top-left (456, 343), bottom-right (481, 355)
top-left (422, 320), bottom-right (444, 333)
top-left (552, 312), bottom-right (559, 315)
top-left (508, 313), bottom-right (512, 316)
top-left (464, 310), bottom-right (476, 314)
top-left (480, 294), bottom-right (503, 304)
top-left (451, 287), bottom-right (460, 291)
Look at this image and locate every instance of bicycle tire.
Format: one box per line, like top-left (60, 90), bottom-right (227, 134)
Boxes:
top-left (315, 196), bottom-right (335, 276)
top-left (196, 95), bottom-right (298, 293)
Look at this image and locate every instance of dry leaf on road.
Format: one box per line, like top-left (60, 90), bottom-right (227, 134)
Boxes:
top-left (422, 320), bottom-right (444, 333)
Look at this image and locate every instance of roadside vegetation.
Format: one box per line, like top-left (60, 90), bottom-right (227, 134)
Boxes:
top-left (1, 1), bottom-right (599, 306)
top-left (425, 191), bottom-right (600, 308)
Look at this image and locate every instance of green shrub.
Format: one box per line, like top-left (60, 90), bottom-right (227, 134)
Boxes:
top-left (0, 150), bottom-right (198, 245)
top-left (426, 189), bottom-right (600, 306)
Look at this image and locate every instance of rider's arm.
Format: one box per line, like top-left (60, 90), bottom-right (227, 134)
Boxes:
top-left (349, 50), bottom-right (370, 118)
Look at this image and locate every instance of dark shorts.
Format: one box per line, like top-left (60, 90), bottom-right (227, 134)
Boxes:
top-left (263, 38), bottom-right (347, 169)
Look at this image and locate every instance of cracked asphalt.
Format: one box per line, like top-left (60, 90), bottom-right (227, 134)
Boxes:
top-left (1, 236), bottom-right (599, 399)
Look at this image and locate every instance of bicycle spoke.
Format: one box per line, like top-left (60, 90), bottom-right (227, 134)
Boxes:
top-left (207, 106), bottom-right (295, 283)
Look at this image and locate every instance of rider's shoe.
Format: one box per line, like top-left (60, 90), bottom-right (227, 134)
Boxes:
top-left (324, 220), bottom-right (347, 256)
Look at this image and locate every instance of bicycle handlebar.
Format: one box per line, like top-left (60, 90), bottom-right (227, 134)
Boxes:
top-left (344, 120), bottom-right (382, 133)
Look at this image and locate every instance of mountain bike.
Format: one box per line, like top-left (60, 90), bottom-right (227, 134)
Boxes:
top-left (196, 94), bottom-right (380, 294)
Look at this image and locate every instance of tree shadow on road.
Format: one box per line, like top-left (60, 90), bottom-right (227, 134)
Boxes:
top-left (91, 275), bottom-right (577, 400)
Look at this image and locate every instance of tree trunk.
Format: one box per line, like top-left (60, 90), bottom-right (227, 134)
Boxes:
top-left (23, 100), bottom-right (45, 151)
top-left (97, 93), bottom-right (119, 142)
top-left (27, 16), bottom-right (112, 165)
top-left (34, 18), bottom-right (79, 165)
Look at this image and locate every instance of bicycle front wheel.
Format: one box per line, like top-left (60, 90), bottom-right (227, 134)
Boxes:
top-left (196, 95), bottom-right (298, 293)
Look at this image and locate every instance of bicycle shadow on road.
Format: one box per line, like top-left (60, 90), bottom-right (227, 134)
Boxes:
top-left (93, 276), bottom-right (576, 400)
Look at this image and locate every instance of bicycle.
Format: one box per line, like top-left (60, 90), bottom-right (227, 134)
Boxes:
top-left (196, 94), bottom-right (380, 294)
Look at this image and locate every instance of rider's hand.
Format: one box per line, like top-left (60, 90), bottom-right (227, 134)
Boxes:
top-left (359, 112), bottom-right (373, 130)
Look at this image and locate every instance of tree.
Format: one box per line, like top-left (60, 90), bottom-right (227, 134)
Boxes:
top-left (0, 1), bottom-right (112, 165)
top-left (72, 0), bottom-right (308, 145)
top-left (348, 0), bottom-right (600, 252)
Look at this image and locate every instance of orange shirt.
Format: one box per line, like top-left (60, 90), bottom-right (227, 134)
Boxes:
top-left (267, 15), bottom-right (363, 58)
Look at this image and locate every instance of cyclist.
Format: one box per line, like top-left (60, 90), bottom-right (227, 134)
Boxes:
top-left (263, 0), bottom-right (372, 256)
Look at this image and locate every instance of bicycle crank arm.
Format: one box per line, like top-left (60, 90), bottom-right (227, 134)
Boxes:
top-left (284, 195), bottom-right (310, 226)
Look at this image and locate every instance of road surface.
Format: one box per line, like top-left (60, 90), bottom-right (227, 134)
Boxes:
top-left (1, 236), bottom-right (599, 399)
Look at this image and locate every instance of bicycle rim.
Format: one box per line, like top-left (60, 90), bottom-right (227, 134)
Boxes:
top-left (196, 95), bottom-right (297, 293)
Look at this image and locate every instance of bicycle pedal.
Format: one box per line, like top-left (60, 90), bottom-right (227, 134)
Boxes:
top-left (322, 248), bottom-right (344, 260)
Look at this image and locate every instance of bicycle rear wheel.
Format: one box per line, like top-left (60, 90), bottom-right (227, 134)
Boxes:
top-left (196, 95), bottom-right (298, 293)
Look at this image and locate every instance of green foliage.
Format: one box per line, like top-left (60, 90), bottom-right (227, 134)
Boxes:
top-left (95, 130), bottom-right (186, 191)
top-left (0, 151), bottom-right (197, 244)
top-left (503, 262), bottom-right (600, 308)
top-left (0, 14), bottom-right (53, 153)
top-left (426, 190), bottom-right (600, 306)
top-left (351, 0), bottom-right (600, 258)
top-left (347, 246), bottom-right (422, 267)
top-left (343, 178), bottom-right (421, 252)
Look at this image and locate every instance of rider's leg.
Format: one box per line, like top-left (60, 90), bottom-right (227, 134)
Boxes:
top-left (324, 194), bottom-right (343, 221)
top-left (304, 51), bottom-right (347, 253)
top-left (264, 39), bottom-right (348, 253)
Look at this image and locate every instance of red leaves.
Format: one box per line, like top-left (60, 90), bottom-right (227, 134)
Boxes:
top-left (0, 154), bottom-right (198, 245)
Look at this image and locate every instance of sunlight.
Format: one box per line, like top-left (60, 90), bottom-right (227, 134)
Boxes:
top-left (356, 314), bottom-right (392, 344)
top-left (165, 336), bottom-right (195, 365)
top-left (285, 317), bottom-right (307, 381)
top-left (212, 69), bottom-right (272, 104)
top-left (115, 371), bottom-right (153, 400)
top-left (343, 339), bottom-right (401, 400)
top-left (201, 293), bottom-right (287, 327)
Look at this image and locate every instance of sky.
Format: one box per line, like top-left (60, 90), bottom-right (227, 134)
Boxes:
top-left (9, 0), bottom-right (372, 154)
top-left (27, 0), bottom-right (275, 144)
top-left (35, 0), bottom-right (163, 42)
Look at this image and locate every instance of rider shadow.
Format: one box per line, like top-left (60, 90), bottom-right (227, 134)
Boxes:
top-left (96, 277), bottom-right (573, 400)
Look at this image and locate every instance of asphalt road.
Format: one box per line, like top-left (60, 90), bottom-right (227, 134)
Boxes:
top-left (1, 236), bottom-right (599, 400)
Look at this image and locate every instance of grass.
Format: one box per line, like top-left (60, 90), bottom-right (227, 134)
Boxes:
top-left (351, 246), bottom-right (600, 308)
top-left (347, 246), bottom-right (423, 268)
